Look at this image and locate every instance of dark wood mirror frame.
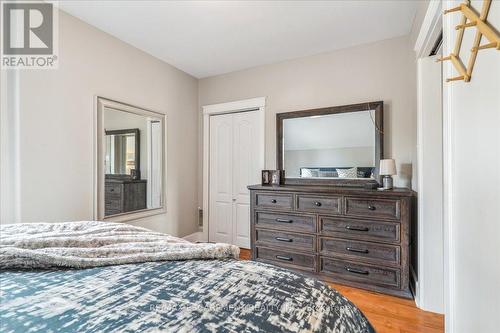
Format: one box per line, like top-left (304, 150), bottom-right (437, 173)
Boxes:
top-left (105, 128), bottom-right (140, 178)
top-left (276, 101), bottom-right (384, 187)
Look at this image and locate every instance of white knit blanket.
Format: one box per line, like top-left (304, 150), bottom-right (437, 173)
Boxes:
top-left (0, 221), bottom-right (240, 269)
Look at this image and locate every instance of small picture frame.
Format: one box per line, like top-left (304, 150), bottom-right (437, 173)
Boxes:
top-left (270, 170), bottom-right (280, 186)
top-left (261, 170), bottom-right (271, 185)
top-left (271, 170), bottom-right (285, 186)
top-left (262, 170), bottom-right (285, 186)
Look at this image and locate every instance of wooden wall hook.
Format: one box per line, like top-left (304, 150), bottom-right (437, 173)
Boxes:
top-left (442, 0), bottom-right (499, 83)
top-left (456, 21), bottom-right (477, 30)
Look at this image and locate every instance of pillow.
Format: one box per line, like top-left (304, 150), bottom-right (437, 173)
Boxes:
top-left (336, 167), bottom-right (358, 178)
top-left (301, 168), bottom-right (320, 178)
top-left (318, 170), bottom-right (337, 178)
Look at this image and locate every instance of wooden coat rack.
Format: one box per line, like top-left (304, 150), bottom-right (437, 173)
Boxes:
top-left (438, 0), bottom-right (499, 82)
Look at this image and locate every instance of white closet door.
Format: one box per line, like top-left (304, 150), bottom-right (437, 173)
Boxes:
top-left (209, 110), bottom-right (262, 248)
top-left (232, 111), bottom-right (262, 248)
top-left (209, 113), bottom-right (233, 244)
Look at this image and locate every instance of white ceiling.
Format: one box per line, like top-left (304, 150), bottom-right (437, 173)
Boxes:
top-left (58, 1), bottom-right (419, 78)
top-left (284, 111), bottom-right (375, 151)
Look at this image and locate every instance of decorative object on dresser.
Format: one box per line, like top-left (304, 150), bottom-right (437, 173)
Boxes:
top-left (262, 170), bottom-right (271, 185)
top-left (105, 176), bottom-right (147, 216)
top-left (379, 159), bottom-right (397, 190)
top-left (249, 184), bottom-right (415, 298)
top-left (262, 170), bottom-right (285, 186)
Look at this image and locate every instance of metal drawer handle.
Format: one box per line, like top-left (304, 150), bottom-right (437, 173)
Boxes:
top-left (275, 218), bottom-right (293, 223)
top-left (276, 255), bottom-right (293, 261)
top-left (346, 247), bottom-right (369, 254)
top-left (345, 225), bottom-right (369, 232)
top-left (368, 205), bottom-right (376, 211)
top-left (314, 201), bottom-right (322, 207)
top-left (271, 199), bottom-right (277, 204)
top-left (275, 237), bottom-right (293, 242)
top-left (345, 266), bottom-right (369, 275)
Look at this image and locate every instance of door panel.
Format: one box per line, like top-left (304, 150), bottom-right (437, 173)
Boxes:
top-left (234, 203), bottom-right (250, 247)
top-left (209, 110), bottom-right (262, 249)
top-left (209, 114), bottom-right (233, 244)
top-left (232, 111), bottom-right (262, 248)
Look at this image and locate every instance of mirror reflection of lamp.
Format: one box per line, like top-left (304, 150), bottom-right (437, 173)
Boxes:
top-left (380, 159), bottom-right (396, 190)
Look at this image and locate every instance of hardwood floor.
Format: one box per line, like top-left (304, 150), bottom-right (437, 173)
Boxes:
top-left (239, 248), bottom-right (252, 260)
top-left (239, 248), bottom-right (444, 333)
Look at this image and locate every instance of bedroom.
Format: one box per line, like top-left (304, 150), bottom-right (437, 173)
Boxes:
top-left (1, 1), bottom-right (499, 332)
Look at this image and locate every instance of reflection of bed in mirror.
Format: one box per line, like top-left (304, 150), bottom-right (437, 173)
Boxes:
top-left (299, 166), bottom-right (374, 179)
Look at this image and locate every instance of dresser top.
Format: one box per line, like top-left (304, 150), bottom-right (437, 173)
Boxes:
top-left (247, 184), bottom-right (415, 197)
top-left (105, 178), bottom-right (147, 184)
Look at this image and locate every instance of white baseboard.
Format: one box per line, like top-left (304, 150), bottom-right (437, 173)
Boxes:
top-left (183, 231), bottom-right (204, 243)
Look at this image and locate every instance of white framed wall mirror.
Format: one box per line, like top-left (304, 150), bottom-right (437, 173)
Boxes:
top-left (95, 97), bottom-right (166, 221)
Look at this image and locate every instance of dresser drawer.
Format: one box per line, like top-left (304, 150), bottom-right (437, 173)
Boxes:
top-left (105, 184), bottom-right (122, 196)
top-left (256, 247), bottom-right (315, 271)
top-left (320, 216), bottom-right (400, 243)
top-left (105, 197), bottom-right (122, 211)
top-left (320, 257), bottom-right (400, 288)
top-left (320, 237), bottom-right (400, 265)
top-left (256, 229), bottom-right (315, 252)
top-left (255, 212), bottom-right (316, 233)
top-left (255, 193), bottom-right (293, 209)
top-left (105, 208), bottom-right (122, 216)
top-left (296, 195), bottom-right (341, 214)
top-left (345, 197), bottom-right (400, 220)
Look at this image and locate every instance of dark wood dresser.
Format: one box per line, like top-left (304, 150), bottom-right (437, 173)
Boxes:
top-left (105, 179), bottom-right (147, 216)
top-left (248, 184), bottom-right (415, 298)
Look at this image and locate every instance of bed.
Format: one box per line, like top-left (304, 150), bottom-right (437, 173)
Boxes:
top-left (299, 167), bottom-right (374, 179)
top-left (0, 222), bottom-right (374, 333)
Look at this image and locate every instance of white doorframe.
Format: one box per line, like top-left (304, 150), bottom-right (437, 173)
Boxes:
top-left (442, 2), bottom-right (458, 331)
top-left (202, 97), bottom-right (266, 242)
top-left (415, 0), bottom-right (454, 329)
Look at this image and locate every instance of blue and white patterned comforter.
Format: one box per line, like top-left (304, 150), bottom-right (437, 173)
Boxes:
top-left (0, 259), bottom-right (374, 333)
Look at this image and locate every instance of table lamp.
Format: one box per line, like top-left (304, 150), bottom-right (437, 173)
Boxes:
top-left (380, 159), bottom-right (396, 190)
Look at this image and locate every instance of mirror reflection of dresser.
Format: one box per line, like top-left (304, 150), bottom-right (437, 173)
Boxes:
top-left (104, 177), bottom-right (147, 216)
top-left (95, 97), bottom-right (166, 220)
top-left (104, 128), bottom-right (147, 216)
top-left (249, 101), bottom-right (417, 298)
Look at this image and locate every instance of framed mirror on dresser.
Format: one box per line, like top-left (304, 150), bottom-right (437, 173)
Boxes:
top-left (277, 101), bottom-right (383, 186)
top-left (249, 101), bottom-right (416, 299)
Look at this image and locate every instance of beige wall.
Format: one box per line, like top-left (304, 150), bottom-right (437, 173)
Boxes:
top-left (199, 35), bottom-right (417, 197)
top-left (1, 11), bottom-right (199, 237)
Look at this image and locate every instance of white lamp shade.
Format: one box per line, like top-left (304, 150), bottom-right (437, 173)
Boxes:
top-left (380, 159), bottom-right (397, 176)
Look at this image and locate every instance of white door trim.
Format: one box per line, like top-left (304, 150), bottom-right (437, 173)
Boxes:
top-left (0, 70), bottom-right (21, 224)
top-left (415, 0), bottom-right (450, 319)
top-left (414, 0), bottom-right (442, 58)
top-left (202, 97), bottom-right (266, 242)
top-left (442, 2), bottom-right (457, 331)
top-left (416, 55), bottom-right (444, 313)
